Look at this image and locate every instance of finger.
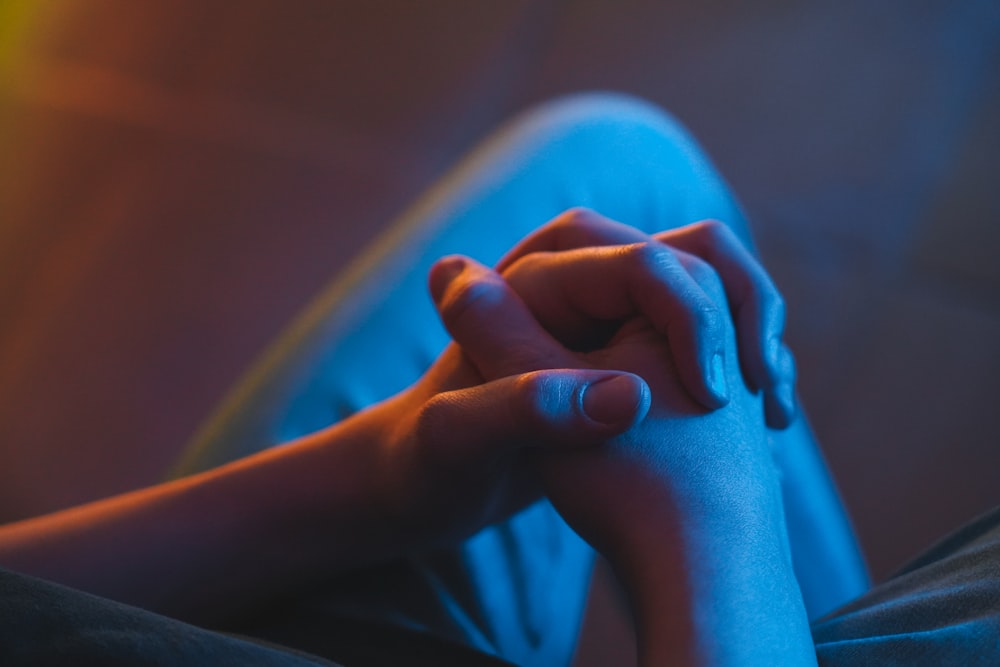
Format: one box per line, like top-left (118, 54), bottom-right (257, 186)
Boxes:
top-left (495, 207), bottom-right (650, 272)
top-left (763, 343), bottom-right (797, 429)
top-left (429, 254), bottom-right (574, 380)
top-left (656, 220), bottom-right (789, 396)
top-left (503, 242), bottom-right (731, 409)
top-left (416, 369), bottom-right (651, 470)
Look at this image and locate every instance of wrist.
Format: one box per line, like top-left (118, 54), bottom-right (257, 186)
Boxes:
top-left (224, 406), bottom-right (395, 580)
top-left (603, 464), bottom-right (814, 666)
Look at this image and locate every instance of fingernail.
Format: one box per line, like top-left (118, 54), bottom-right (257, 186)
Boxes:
top-left (429, 256), bottom-right (466, 303)
top-left (708, 352), bottom-right (729, 403)
top-left (583, 374), bottom-right (644, 426)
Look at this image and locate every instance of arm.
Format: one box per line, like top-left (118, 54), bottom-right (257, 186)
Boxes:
top-left (536, 318), bottom-right (815, 666)
top-left (0, 420), bottom-right (381, 624)
top-left (0, 349), bottom-right (645, 626)
top-left (0, 209), bottom-right (752, 627)
top-left (658, 218), bottom-right (869, 617)
top-left (595, 391), bottom-right (812, 666)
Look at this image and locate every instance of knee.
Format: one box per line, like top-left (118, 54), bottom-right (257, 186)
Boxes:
top-left (499, 92), bottom-right (744, 239)
top-left (512, 91), bottom-right (705, 166)
top-left (525, 92), bottom-right (753, 242)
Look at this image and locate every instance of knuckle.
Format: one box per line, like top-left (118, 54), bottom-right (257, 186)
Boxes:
top-left (626, 240), bottom-right (677, 274)
top-left (440, 275), bottom-right (503, 329)
top-left (512, 372), bottom-right (565, 429)
top-left (692, 301), bottom-right (726, 334)
top-left (412, 398), bottom-right (444, 458)
top-left (557, 206), bottom-right (603, 229)
top-left (695, 218), bottom-right (734, 247)
top-left (699, 217), bottom-right (727, 236)
top-left (683, 253), bottom-right (721, 289)
top-left (501, 251), bottom-right (543, 283)
top-left (693, 264), bottom-right (727, 304)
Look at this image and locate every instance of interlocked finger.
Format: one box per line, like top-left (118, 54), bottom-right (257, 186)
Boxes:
top-left (656, 220), bottom-right (795, 427)
top-left (502, 242), bottom-right (732, 409)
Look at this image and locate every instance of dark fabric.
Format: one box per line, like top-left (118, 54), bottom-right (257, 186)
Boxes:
top-left (0, 567), bottom-right (513, 666)
top-left (3, 506), bottom-right (999, 666)
top-left (235, 608), bottom-right (518, 667)
top-left (0, 568), bottom-right (340, 666)
top-left (813, 505), bottom-right (1000, 666)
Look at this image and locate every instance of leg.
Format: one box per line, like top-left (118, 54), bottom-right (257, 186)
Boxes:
top-left (168, 92), bottom-right (849, 665)
top-left (169, 92), bottom-right (751, 477)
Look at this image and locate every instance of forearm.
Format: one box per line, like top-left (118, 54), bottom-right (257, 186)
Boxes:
top-left (608, 457), bottom-right (817, 666)
top-left (0, 414), bottom-right (387, 625)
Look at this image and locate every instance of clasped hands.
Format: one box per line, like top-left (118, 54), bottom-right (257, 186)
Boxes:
top-left (356, 208), bottom-right (797, 569)
top-left (0, 205), bottom-right (810, 660)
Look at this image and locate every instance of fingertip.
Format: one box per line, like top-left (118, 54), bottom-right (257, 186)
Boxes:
top-left (428, 255), bottom-right (469, 304)
top-left (676, 312), bottom-right (731, 410)
top-left (689, 349), bottom-right (730, 410)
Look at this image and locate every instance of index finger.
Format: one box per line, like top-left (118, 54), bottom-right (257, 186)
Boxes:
top-left (503, 242), bottom-right (732, 409)
top-left (495, 208), bottom-right (650, 272)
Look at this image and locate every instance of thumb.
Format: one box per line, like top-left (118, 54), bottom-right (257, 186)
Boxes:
top-left (416, 369), bottom-right (650, 469)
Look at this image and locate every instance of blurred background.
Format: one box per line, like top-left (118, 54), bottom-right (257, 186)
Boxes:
top-left (1, 1), bottom-right (998, 663)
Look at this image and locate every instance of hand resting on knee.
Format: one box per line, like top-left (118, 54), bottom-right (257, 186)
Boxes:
top-left (0, 208), bottom-right (809, 657)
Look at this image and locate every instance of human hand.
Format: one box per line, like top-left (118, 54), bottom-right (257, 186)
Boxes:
top-left (349, 208), bottom-right (792, 561)
top-left (348, 321), bottom-right (649, 558)
top-left (495, 207), bottom-right (796, 429)
top-left (429, 240), bottom-right (777, 565)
